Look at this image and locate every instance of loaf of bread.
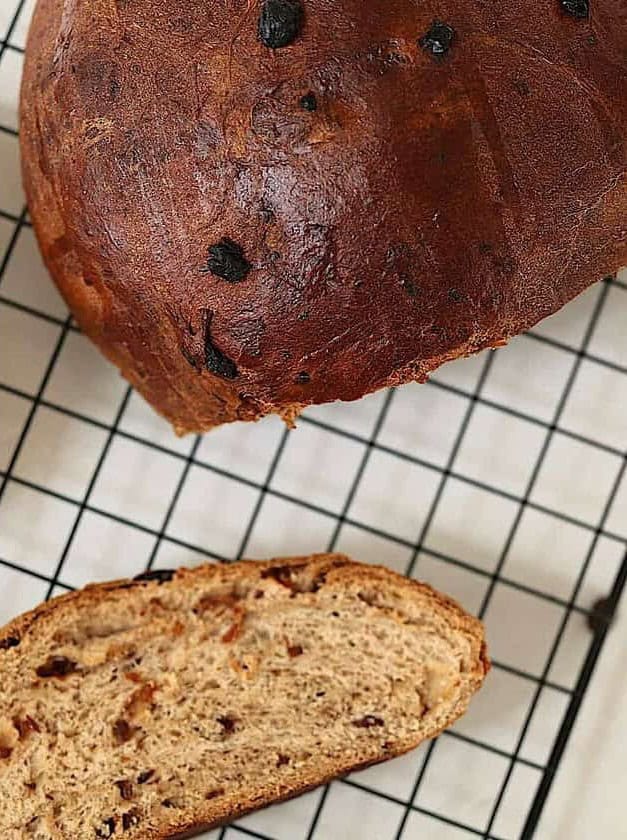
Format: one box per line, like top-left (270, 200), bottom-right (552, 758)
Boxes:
top-left (20, 0), bottom-right (626, 432)
top-left (0, 554), bottom-right (487, 839)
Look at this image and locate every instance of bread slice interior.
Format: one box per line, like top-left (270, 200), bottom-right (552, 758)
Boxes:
top-left (0, 555), bottom-right (488, 839)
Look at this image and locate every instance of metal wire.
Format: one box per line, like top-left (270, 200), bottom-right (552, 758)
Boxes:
top-left (0, 6), bottom-right (626, 835)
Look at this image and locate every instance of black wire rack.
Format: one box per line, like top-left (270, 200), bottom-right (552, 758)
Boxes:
top-left (1, 3), bottom-right (626, 837)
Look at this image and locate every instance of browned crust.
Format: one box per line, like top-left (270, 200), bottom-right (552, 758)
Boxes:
top-left (0, 554), bottom-right (488, 840)
top-left (19, 0), bottom-right (627, 433)
top-left (161, 686), bottom-right (482, 840)
top-left (0, 554), bottom-right (487, 657)
top-left (162, 721), bottom-right (455, 840)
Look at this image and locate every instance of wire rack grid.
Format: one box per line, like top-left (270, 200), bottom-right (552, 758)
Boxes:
top-left (1, 3), bottom-right (626, 838)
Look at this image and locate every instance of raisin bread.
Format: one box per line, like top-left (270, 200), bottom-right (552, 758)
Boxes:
top-left (19, 0), bottom-right (627, 432)
top-left (0, 555), bottom-right (488, 839)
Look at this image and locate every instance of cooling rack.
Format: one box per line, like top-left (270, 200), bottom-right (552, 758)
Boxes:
top-left (1, 2), bottom-right (626, 837)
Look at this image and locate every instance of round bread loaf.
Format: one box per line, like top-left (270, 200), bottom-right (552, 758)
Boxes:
top-left (20, 0), bottom-right (626, 433)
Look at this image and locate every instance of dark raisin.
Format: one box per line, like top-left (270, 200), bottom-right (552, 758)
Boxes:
top-left (0, 747), bottom-right (12, 759)
top-left (315, 690), bottom-right (325, 697)
top-left (0, 635), bottom-right (20, 650)
top-left (353, 715), bottom-right (385, 728)
top-left (276, 754), bottom-right (290, 767)
top-left (419, 20), bottom-right (455, 57)
top-left (137, 769), bottom-right (156, 784)
top-left (287, 644), bottom-right (304, 657)
top-left (258, 0), bottom-right (304, 49)
top-left (299, 92), bottom-right (317, 111)
top-left (205, 322), bottom-right (238, 380)
top-left (331, 611), bottom-right (340, 617)
top-left (560, 0), bottom-right (589, 17)
top-left (121, 810), bottom-right (140, 830)
top-left (296, 371), bottom-right (310, 384)
top-left (112, 719), bottom-right (134, 744)
top-left (35, 655), bottom-right (78, 678)
top-left (133, 569), bottom-right (175, 584)
top-left (448, 288), bottom-right (464, 303)
top-left (95, 817), bottom-right (116, 838)
top-left (14, 715), bottom-right (40, 738)
top-left (254, 589), bottom-right (265, 599)
top-left (217, 715), bottom-right (237, 734)
top-left (205, 788), bottom-right (225, 800)
top-left (202, 238), bottom-right (251, 282)
top-left (115, 780), bottom-right (134, 800)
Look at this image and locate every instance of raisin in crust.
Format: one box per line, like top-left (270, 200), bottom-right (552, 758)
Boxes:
top-left (0, 555), bottom-right (488, 840)
top-left (20, 0), bottom-right (627, 433)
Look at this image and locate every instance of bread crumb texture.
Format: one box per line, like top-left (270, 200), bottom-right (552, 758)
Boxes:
top-left (0, 555), bottom-right (487, 839)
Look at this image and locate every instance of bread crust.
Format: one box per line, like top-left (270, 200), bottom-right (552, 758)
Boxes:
top-left (19, 0), bottom-right (627, 432)
top-left (0, 554), bottom-right (488, 839)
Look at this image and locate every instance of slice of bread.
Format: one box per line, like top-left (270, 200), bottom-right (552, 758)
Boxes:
top-left (0, 554), bottom-right (488, 839)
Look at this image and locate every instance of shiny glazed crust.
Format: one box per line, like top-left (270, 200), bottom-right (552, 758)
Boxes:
top-left (19, 0), bottom-right (627, 432)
